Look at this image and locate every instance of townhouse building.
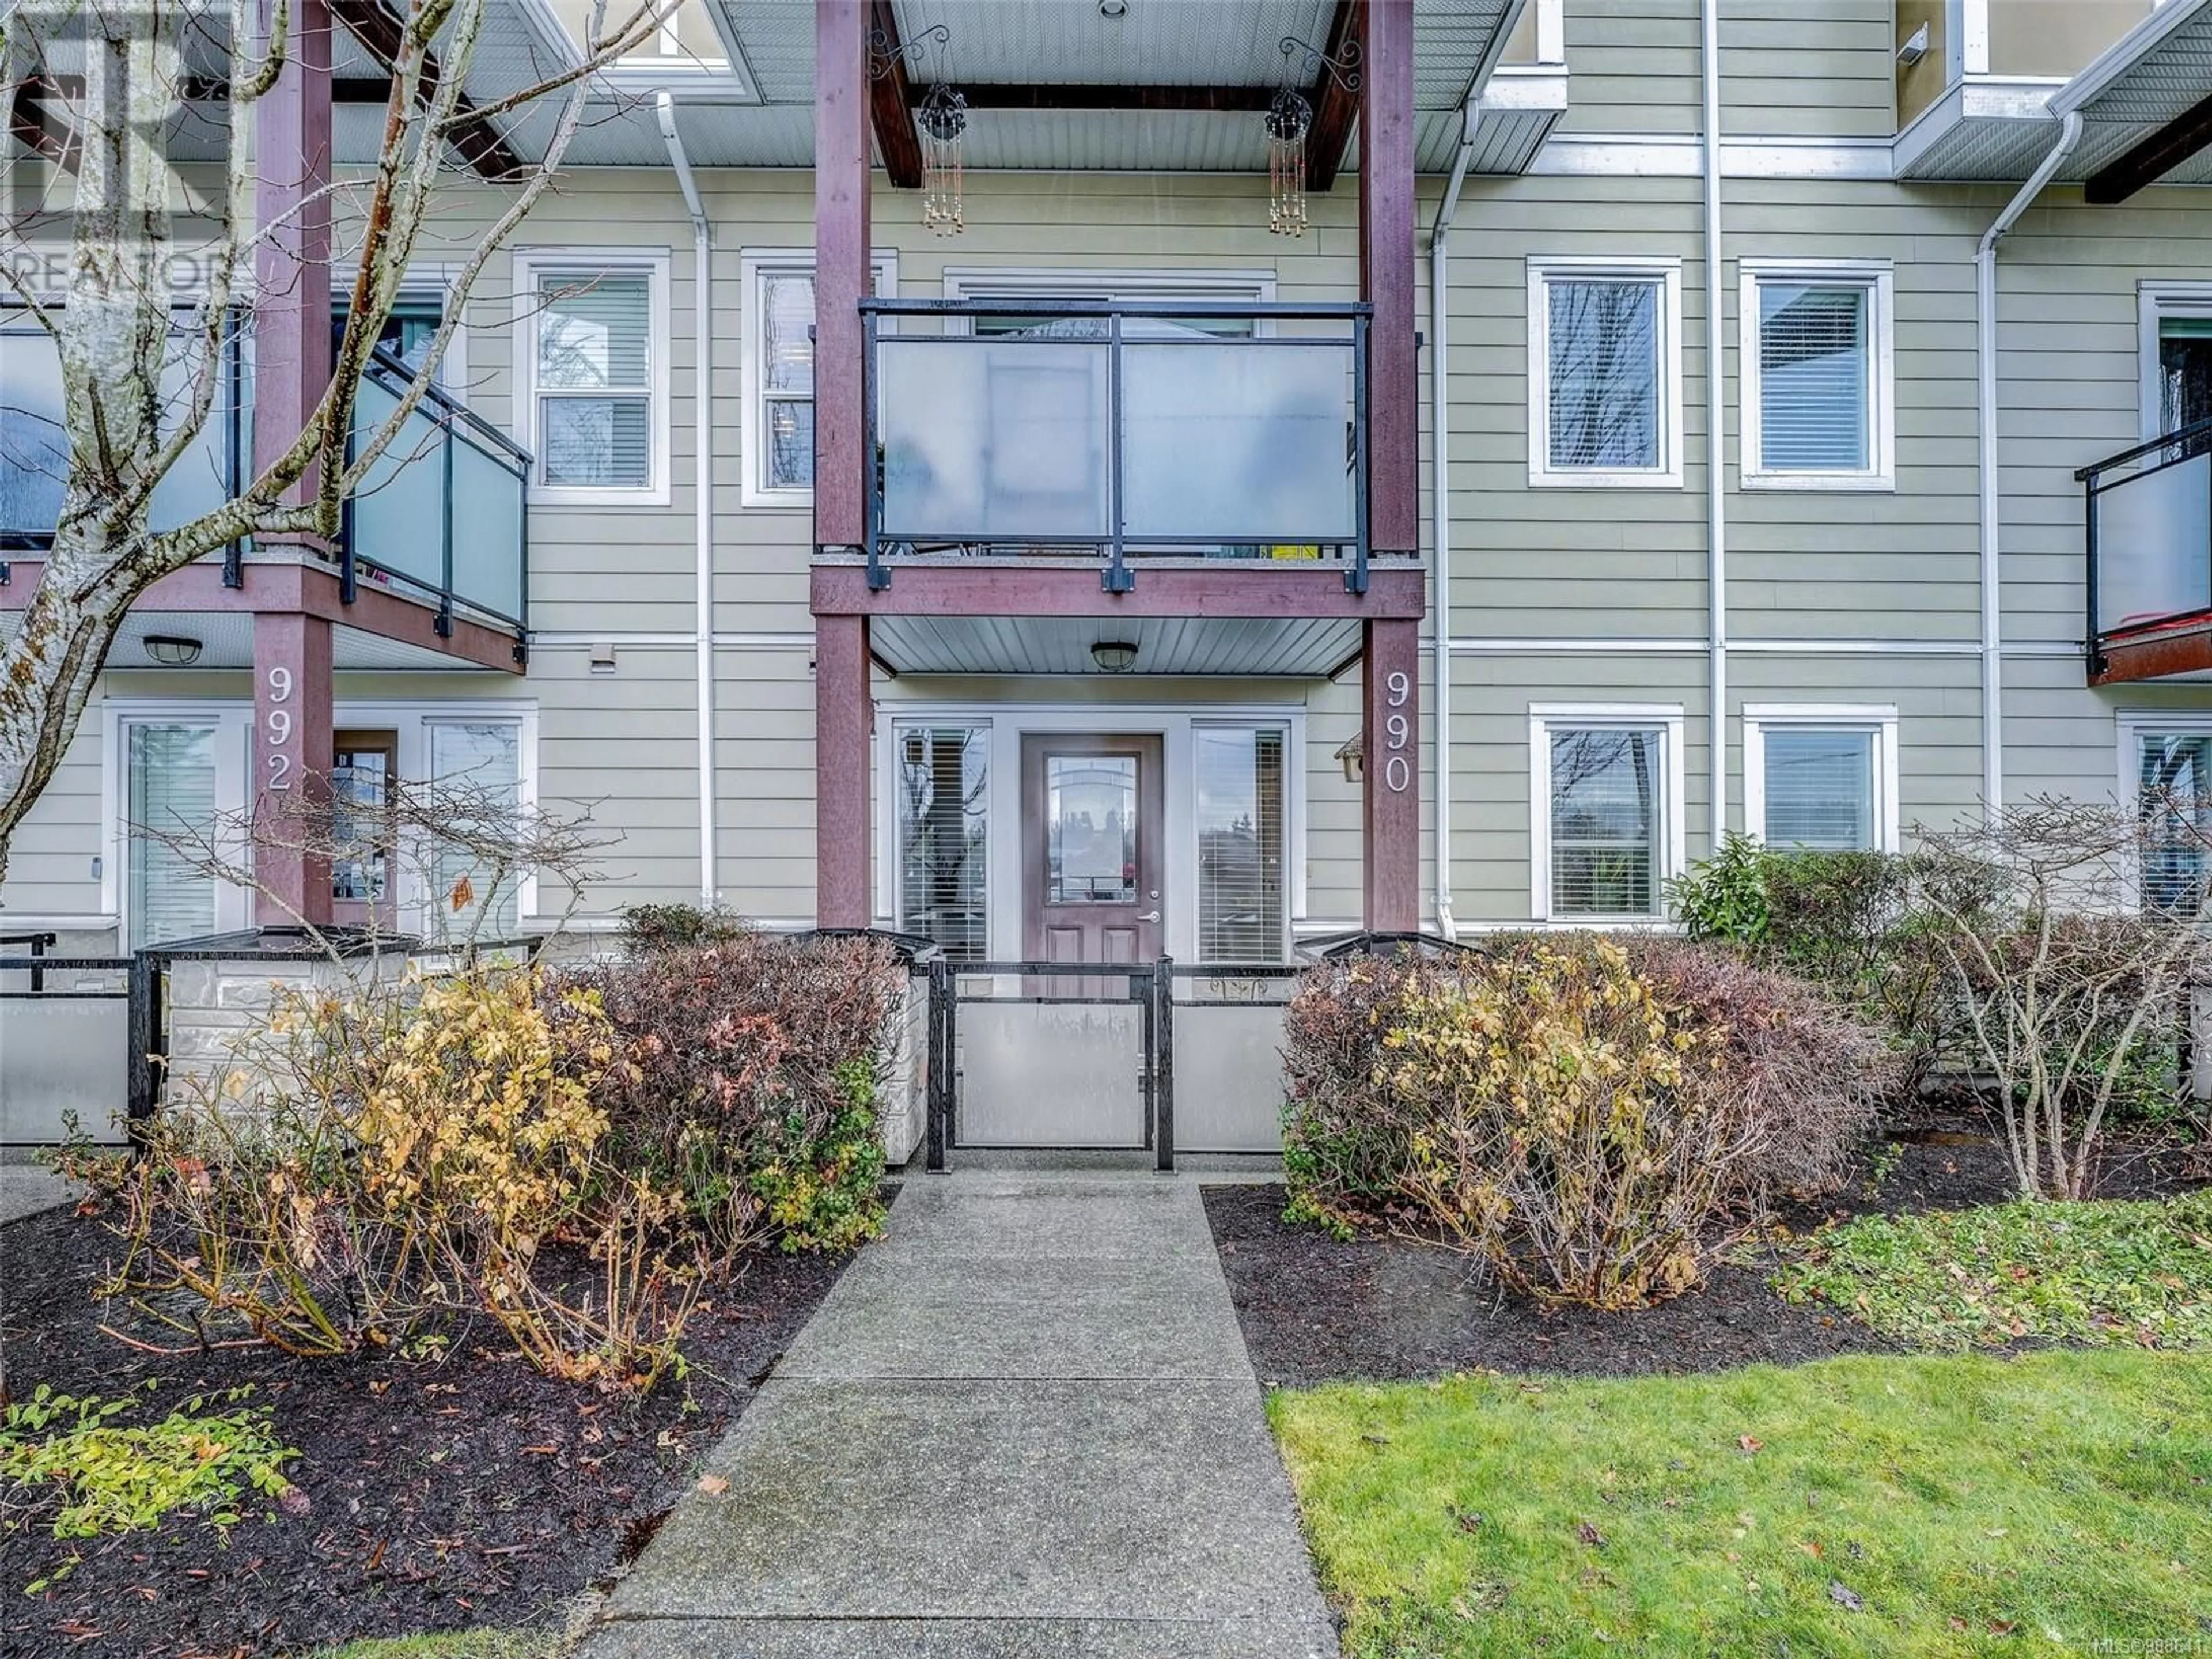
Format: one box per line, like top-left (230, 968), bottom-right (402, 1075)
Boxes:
top-left (9, 0), bottom-right (2212, 1154)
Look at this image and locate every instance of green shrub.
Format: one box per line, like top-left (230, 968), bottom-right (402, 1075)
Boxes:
top-left (0, 1382), bottom-right (297, 1588)
top-left (1281, 940), bottom-right (1890, 1307)
top-left (1665, 830), bottom-right (1771, 945)
top-left (571, 931), bottom-right (904, 1256)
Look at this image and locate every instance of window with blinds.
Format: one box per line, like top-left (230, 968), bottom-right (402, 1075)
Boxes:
top-left (1755, 280), bottom-right (1872, 472)
top-left (896, 728), bottom-right (987, 961)
top-left (1548, 727), bottom-right (1662, 916)
top-left (426, 722), bottom-right (521, 939)
top-left (532, 268), bottom-right (653, 489)
top-left (2157, 316), bottom-right (2212, 435)
top-left (1759, 727), bottom-right (1876, 851)
top-left (759, 271), bottom-right (816, 490)
top-left (127, 723), bottom-right (218, 950)
top-left (1196, 727), bottom-right (1286, 962)
top-left (1544, 275), bottom-right (1662, 472)
top-left (2138, 731), bottom-right (2212, 915)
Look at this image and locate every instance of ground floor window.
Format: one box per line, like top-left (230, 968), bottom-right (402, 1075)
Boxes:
top-left (126, 722), bottom-right (222, 950)
top-left (1195, 726), bottom-right (1286, 961)
top-left (895, 726), bottom-right (989, 961)
top-left (1744, 706), bottom-right (1899, 854)
top-left (1530, 706), bottom-right (1685, 922)
top-left (2133, 725), bottom-right (2212, 915)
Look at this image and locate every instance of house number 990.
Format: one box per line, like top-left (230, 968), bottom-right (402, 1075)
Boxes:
top-left (264, 665), bottom-right (293, 790)
top-left (1382, 670), bottom-right (1411, 794)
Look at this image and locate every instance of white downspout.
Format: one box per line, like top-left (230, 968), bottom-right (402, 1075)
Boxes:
top-left (1976, 110), bottom-right (2080, 823)
top-left (659, 93), bottom-right (718, 908)
top-left (1428, 101), bottom-right (1480, 942)
top-left (1701, 0), bottom-right (1726, 855)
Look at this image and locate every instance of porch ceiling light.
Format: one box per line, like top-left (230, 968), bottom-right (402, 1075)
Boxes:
top-left (143, 634), bottom-right (203, 667)
top-left (1091, 639), bottom-right (1139, 673)
top-left (1099, 0), bottom-right (1127, 16)
top-left (1335, 730), bottom-right (1365, 784)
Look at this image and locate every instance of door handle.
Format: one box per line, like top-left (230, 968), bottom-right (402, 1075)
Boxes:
top-left (1138, 910), bottom-right (1161, 924)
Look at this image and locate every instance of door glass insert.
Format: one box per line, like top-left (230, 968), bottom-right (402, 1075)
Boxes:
top-left (332, 729), bottom-right (398, 902)
top-left (1046, 754), bottom-right (1137, 904)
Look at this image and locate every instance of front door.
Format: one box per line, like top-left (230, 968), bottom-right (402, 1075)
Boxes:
top-left (1022, 733), bottom-right (1164, 968)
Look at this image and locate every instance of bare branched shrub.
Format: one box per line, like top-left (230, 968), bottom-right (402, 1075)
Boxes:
top-left (1282, 940), bottom-right (1892, 1307)
top-left (1915, 796), bottom-right (2210, 1200)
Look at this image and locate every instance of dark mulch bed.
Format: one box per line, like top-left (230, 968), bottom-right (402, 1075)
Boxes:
top-left (1204, 1115), bottom-right (2209, 1390)
top-left (0, 1199), bottom-right (854, 1659)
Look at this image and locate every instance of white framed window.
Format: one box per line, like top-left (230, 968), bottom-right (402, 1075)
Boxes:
top-left (1527, 257), bottom-right (1684, 488)
top-left (512, 250), bottom-right (670, 505)
top-left (1192, 722), bottom-right (1290, 963)
top-left (100, 699), bottom-right (539, 945)
top-left (2138, 281), bottom-right (2212, 441)
top-left (2121, 714), bottom-right (2212, 916)
top-left (893, 723), bottom-right (991, 962)
top-left (1744, 705), bottom-right (1899, 854)
top-left (1528, 705), bottom-right (1687, 922)
top-left (739, 248), bottom-right (898, 509)
top-left (1739, 260), bottom-right (1894, 490)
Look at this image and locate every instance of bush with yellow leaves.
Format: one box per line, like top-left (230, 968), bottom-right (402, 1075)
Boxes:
top-left (111, 965), bottom-right (695, 1391)
top-left (1283, 937), bottom-right (1888, 1308)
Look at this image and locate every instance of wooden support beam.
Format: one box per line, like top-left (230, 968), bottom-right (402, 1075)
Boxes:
top-left (325, 0), bottom-right (528, 181)
top-left (912, 81), bottom-right (1278, 113)
top-left (2085, 88), bottom-right (2212, 204)
top-left (868, 0), bottom-right (925, 189)
top-left (1306, 0), bottom-right (1361, 192)
top-left (1359, 0), bottom-right (1418, 559)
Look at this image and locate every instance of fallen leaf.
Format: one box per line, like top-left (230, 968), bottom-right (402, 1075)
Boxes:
top-left (1577, 1521), bottom-right (1607, 1548)
top-left (1456, 1511), bottom-right (1484, 1533)
top-left (1798, 1540), bottom-right (1824, 1559)
top-left (698, 1474), bottom-right (730, 1495)
top-left (1829, 1581), bottom-right (1865, 1613)
top-left (1989, 1620), bottom-right (2017, 1636)
top-left (1738, 1435), bottom-right (1764, 1455)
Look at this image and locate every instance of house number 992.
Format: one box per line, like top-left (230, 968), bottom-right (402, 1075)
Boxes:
top-left (1383, 670), bottom-right (1411, 794)
top-left (264, 665), bottom-right (293, 790)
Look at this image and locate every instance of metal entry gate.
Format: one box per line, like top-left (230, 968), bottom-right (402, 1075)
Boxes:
top-left (922, 957), bottom-right (1297, 1170)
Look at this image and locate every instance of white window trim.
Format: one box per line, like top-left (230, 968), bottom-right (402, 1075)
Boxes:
top-left (100, 699), bottom-right (540, 942)
top-left (1742, 704), bottom-right (1900, 854)
top-left (1527, 703), bottom-right (1688, 925)
top-left (2137, 280), bottom-right (2212, 442)
top-left (874, 703), bottom-right (1307, 965)
top-left (1738, 259), bottom-right (1895, 491)
top-left (512, 247), bottom-right (672, 507)
top-left (1526, 256), bottom-right (1685, 490)
top-left (2115, 710), bottom-right (2212, 914)
top-left (739, 247), bottom-right (899, 510)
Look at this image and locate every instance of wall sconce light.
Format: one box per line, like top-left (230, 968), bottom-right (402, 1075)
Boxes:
top-left (1090, 639), bottom-right (1139, 673)
top-left (1335, 730), bottom-right (1365, 785)
top-left (589, 640), bottom-right (618, 675)
top-left (142, 634), bottom-right (203, 667)
top-left (1896, 24), bottom-right (1929, 66)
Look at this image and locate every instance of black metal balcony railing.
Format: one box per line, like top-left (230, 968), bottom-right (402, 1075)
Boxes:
top-left (858, 297), bottom-right (1373, 595)
top-left (340, 348), bottom-right (532, 644)
top-left (0, 328), bottom-right (527, 647)
top-left (2080, 414), bottom-right (2212, 674)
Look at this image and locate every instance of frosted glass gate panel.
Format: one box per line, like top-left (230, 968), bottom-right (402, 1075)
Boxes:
top-left (957, 1000), bottom-right (1145, 1148)
top-left (0, 988), bottom-right (130, 1145)
top-left (1171, 995), bottom-right (1289, 1153)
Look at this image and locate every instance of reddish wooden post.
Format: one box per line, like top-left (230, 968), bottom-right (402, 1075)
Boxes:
top-left (1359, 0), bottom-right (1421, 930)
top-left (813, 1), bottom-right (875, 925)
top-left (1359, 0), bottom-right (1418, 559)
top-left (815, 615), bottom-right (873, 929)
top-left (252, 613), bottom-right (335, 930)
top-left (814, 0), bottom-right (872, 555)
top-left (250, 0), bottom-right (335, 931)
top-left (251, 0), bottom-right (334, 522)
top-left (1362, 618), bottom-right (1421, 933)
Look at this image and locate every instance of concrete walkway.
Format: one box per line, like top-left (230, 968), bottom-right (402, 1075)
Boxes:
top-left (582, 1172), bottom-right (1337, 1658)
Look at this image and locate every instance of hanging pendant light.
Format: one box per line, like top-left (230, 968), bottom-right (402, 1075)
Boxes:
top-left (1267, 34), bottom-right (1360, 237)
top-left (917, 80), bottom-right (968, 237)
top-left (1266, 87), bottom-right (1312, 237)
top-left (873, 22), bottom-right (968, 237)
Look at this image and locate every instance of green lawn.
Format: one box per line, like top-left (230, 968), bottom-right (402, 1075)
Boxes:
top-left (1774, 1195), bottom-right (2212, 1351)
top-left (306, 1631), bottom-right (556, 1659)
top-left (1271, 1351), bottom-right (2212, 1657)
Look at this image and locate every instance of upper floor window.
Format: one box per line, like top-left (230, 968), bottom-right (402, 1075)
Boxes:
top-left (1529, 706), bottom-right (1686, 921)
top-left (740, 249), bottom-right (897, 508)
top-left (514, 252), bottom-right (669, 504)
top-left (1744, 706), bottom-right (1899, 854)
top-left (1528, 258), bottom-right (1683, 488)
top-left (1740, 261), bottom-right (1894, 490)
top-left (2140, 282), bottom-right (2212, 440)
